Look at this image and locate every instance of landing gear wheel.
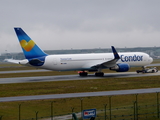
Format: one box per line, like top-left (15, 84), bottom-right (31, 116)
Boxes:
top-left (79, 72), bottom-right (88, 77)
top-left (95, 72), bottom-right (104, 77)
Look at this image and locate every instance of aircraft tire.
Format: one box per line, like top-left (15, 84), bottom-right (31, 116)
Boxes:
top-left (95, 72), bottom-right (104, 77)
top-left (79, 72), bottom-right (88, 77)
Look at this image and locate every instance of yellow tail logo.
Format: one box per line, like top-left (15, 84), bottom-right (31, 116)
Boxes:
top-left (20, 40), bottom-right (35, 52)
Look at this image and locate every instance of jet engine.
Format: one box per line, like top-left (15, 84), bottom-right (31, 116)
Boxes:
top-left (110, 63), bottom-right (130, 72)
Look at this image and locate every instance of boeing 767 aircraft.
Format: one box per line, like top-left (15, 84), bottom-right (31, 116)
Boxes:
top-left (5, 28), bottom-right (153, 76)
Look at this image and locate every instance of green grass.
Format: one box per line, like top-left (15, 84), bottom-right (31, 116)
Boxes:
top-left (0, 76), bottom-right (160, 97)
top-left (0, 71), bottom-right (78, 78)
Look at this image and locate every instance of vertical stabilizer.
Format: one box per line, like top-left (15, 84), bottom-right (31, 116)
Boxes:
top-left (14, 28), bottom-right (47, 59)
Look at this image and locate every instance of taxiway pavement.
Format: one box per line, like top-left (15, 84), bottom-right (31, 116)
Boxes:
top-left (0, 71), bottom-right (160, 84)
top-left (0, 88), bottom-right (160, 102)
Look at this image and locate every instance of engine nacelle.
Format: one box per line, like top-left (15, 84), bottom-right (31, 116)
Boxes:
top-left (110, 63), bottom-right (130, 72)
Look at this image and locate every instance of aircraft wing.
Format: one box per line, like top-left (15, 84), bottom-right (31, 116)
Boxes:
top-left (91, 46), bottom-right (120, 69)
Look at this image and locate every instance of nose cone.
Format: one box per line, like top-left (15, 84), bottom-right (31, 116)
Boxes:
top-left (150, 57), bottom-right (153, 63)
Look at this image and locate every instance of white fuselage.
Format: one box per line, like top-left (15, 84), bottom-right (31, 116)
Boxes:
top-left (37, 52), bottom-right (153, 71)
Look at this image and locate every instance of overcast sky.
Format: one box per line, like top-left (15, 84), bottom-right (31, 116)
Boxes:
top-left (1, 0), bottom-right (160, 53)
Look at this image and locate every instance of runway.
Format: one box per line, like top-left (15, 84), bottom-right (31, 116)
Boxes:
top-left (0, 88), bottom-right (160, 102)
top-left (0, 71), bottom-right (160, 84)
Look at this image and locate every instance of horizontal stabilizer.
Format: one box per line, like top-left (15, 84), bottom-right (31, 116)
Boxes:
top-left (3, 59), bottom-right (20, 64)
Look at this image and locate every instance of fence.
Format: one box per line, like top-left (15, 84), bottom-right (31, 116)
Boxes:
top-left (0, 92), bottom-right (160, 120)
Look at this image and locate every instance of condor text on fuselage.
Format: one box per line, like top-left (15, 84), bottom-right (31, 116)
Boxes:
top-left (120, 54), bottom-right (143, 62)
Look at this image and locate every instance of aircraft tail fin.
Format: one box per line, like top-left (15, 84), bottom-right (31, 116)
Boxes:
top-left (14, 28), bottom-right (48, 59)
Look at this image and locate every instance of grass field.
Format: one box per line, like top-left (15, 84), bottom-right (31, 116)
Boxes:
top-left (0, 62), bottom-right (160, 120)
top-left (0, 76), bottom-right (160, 97)
top-left (0, 76), bottom-right (160, 120)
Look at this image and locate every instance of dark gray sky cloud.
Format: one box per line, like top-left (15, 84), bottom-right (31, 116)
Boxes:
top-left (0, 0), bottom-right (160, 53)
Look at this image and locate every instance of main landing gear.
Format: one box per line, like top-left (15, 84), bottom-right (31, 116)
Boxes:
top-left (95, 68), bottom-right (104, 77)
top-left (95, 72), bottom-right (104, 77)
top-left (78, 71), bottom-right (104, 77)
top-left (78, 71), bottom-right (88, 76)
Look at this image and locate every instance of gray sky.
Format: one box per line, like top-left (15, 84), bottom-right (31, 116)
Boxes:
top-left (1, 0), bottom-right (160, 53)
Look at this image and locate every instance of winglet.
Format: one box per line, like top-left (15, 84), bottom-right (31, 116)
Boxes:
top-left (111, 46), bottom-right (120, 59)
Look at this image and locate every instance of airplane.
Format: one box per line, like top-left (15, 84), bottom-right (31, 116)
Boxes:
top-left (5, 27), bottom-right (153, 77)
